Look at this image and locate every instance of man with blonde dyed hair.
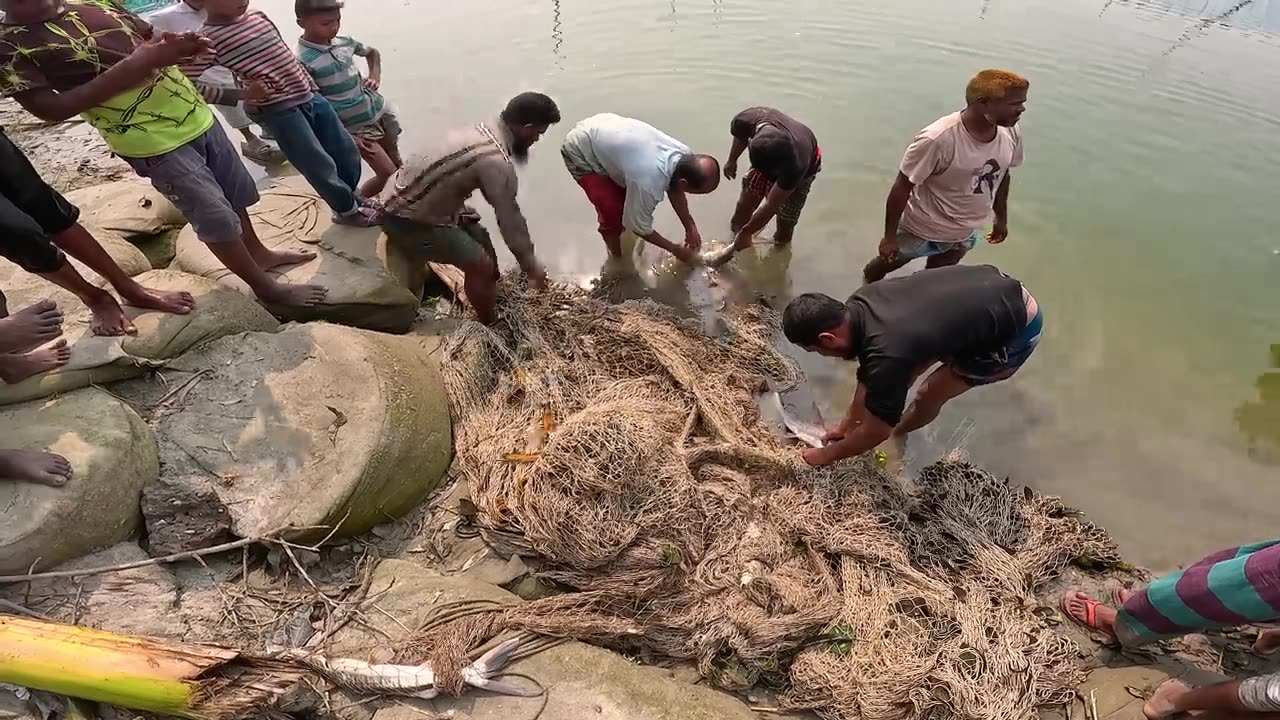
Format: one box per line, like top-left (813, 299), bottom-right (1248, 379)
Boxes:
top-left (863, 69), bottom-right (1029, 283)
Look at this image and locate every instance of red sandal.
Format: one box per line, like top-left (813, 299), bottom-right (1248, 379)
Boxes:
top-left (1061, 590), bottom-right (1108, 632)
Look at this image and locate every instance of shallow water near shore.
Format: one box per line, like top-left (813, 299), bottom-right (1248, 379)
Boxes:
top-left (234, 0), bottom-right (1280, 570)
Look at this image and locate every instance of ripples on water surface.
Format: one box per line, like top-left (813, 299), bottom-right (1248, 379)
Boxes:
top-left (251, 0), bottom-right (1280, 568)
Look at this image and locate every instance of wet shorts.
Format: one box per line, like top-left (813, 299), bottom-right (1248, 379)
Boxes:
top-left (950, 302), bottom-right (1043, 386)
top-left (743, 169), bottom-right (816, 225)
top-left (895, 227), bottom-right (980, 261)
top-left (382, 215), bottom-right (496, 269)
top-left (124, 125), bottom-right (260, 244)
top-left (351, 110), bottom-right (402, 142)
top-left (0, 131), bottom-right (75, 274)
top-left (570, 173), bottom-right (627, 237)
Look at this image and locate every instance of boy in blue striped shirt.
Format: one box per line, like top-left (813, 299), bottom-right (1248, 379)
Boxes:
top-left (295, 0), bottom-right (402, 197)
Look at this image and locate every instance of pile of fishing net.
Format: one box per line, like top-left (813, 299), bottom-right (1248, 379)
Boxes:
top-left (424, 278), bottom-right (1121, 720)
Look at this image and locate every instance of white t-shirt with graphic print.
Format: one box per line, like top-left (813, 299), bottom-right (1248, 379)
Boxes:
top-left (898, 111), bottom-right (1023, 243)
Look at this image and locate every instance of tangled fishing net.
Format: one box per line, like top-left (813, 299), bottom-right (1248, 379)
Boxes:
top-left (425, 277), bottom-right (1120, 720)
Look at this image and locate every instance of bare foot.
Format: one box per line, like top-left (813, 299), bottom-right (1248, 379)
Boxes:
top-left (0, 299), bottom-right (63, 353)
top-left (256, 281), bottom-right (328, 308)
top-left (0, 449), bottom-right (72, 486)
top-left (253, 247), bottom-right (318, 271)
top-left (85, 292), bottom-right (136, 336)
top-left (1142, 679), bottom-right (1189, 719)
top-left (117, 283), bottom-right (195, 315)
top-left (0, 339), bottom-right (72, 383)
top-left (1254, 627), bottom-right (1280, 655)
top-left (1061, 589), bottom-right (1119, 640)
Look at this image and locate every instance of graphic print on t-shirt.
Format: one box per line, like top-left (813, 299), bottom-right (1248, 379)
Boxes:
top-left (971, 159), bottom-right (1002, 196)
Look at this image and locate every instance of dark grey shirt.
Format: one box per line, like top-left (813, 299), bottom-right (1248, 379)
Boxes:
top-left (848, 265), bottom-right (1027, 425)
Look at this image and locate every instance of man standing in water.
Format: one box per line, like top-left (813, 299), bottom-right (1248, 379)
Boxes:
top-left (378, 92), bottom-right (560, 325)
top-left (863, 70), bottom-right (1028, 283)
top-left (725, 106), bottom-right (821, 249)
top-left (561, 113), bottom-right (720, 265)
top-left (782, 264), bottom-right (1042, 467)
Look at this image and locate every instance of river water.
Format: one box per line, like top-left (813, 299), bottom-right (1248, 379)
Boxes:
top-left (246, 0), bottom-right (1280, 570)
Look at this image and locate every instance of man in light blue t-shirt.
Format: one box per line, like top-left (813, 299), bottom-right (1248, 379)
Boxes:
top-left (561, 113), bottom-right (719, 265)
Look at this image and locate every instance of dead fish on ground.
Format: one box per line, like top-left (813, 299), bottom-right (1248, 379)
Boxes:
top-left (765, 391), bottom-right (826, 449)
top-left (283, 637), bottom-right (538, 699)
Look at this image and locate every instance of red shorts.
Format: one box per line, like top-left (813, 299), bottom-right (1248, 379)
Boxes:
top-left (574, 174), bottom-right (626, 236)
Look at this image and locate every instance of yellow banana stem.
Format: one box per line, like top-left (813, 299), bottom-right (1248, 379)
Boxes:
top-left (0, 616), bottom-right (237, 719)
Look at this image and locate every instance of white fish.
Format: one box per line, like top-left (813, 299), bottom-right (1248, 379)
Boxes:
top-left (765, 391), bottom-right (826, 449)
top-left (700, 244), bottom-right (737, 268)
top-left (283, 637), bottom-right (538, 699)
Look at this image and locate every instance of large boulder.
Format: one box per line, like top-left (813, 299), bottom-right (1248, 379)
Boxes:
top-left (0, 388), bottom-right (158, 574)
top-left (172, 177), bottom-right (420, 333)
top-left (331, 560), bottom-right (773, 720)
top-left (145, 324), bottom-right (451, 547)
top-left (0, 268), bottom-right (280, 407)
top-left (63, 180), bottom-right (187, 239)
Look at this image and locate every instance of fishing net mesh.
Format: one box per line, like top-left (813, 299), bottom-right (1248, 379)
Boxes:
top-left (428, 278), bottom-right (1120, 720)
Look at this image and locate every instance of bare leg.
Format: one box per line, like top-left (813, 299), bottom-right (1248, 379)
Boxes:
top-left (602, 231), bottom-right (623, 258)
top-left (0, 339), bottom-right (71, 383)
top-left (51, 223), bottom-right (195, 315)
top-left (863, 253), bottom-right (912, 283)
top-left (36, 262), bottom-right (134, 336)
top-left (773, 220), bottom-right (796, 246)
top-left (237, 209), bottom-right (317, 270)
top-left (0, 448), bottom-right (72, 486)
top-left (357, 138), bottom-right (399, 198)
top-left (206, 234), bottom-right (327, 308)
top-left (894, 365), bottom-right (973, 438)
top-left (0, 299), bottom-right (63, 353)
top-left (925, 246), bottom-right (968, 269)
top-left (730, 187), bottom-right (765, 233)
top-left (461, 255), bottom-right (499, 325)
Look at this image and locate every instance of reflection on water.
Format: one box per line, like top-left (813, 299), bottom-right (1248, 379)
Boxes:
top-left (1235, 345), bottom-right (1280, 464)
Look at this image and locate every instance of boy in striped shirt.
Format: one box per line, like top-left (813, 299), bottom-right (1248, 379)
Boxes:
top-left (182, 0), bottom-right (377, 226)
top-left (295, 0), bottom-right (401, 198)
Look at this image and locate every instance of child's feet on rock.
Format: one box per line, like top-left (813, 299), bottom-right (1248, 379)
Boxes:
top-left (0, 449), bottom-right (72, 486)
top-left (256, 281), bottom-right (328, 308)
top-left (1142, 679), bottom-right (1189, 719)
top-left (0, 339), bottom-right (72, 383)
top-left (85, 292), bottom-right (136, 336)
top-left (118, 283), bottom-right (195, 315)
top-left (0, 299), bottom-right (63, 353)
top-left (254, 247), bottom-right (318, 271)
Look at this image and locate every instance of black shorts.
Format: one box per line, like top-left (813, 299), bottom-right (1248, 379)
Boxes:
top-left (0, 131), bottom-right (76, 274)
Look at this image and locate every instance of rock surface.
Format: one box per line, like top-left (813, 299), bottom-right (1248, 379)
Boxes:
top-left (331, 560), bottom-right (777, 720)
top-left (0, 389), bottom-right (158, 574)
top-left (0, 542), bottom-right (188, 639)
top-left (147, 324), bottom-right (452, 544)
top-left (64, 180), bottom-right (187, 238)
top-left (172, 177), bottom-right (420, 333)
top-left (0, 269), bottom-right (279, 406)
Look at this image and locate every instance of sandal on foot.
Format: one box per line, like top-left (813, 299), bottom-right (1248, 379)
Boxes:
top-left (1061, 590), bottom-right (1107, 632)
top-left (331, 205), bottom-right (381, 228)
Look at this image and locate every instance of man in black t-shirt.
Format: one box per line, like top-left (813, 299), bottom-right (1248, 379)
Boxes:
top-left (782, 265), bottom-right (1043, 467)
top-left (723, 106), bottom-right (821, 251)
